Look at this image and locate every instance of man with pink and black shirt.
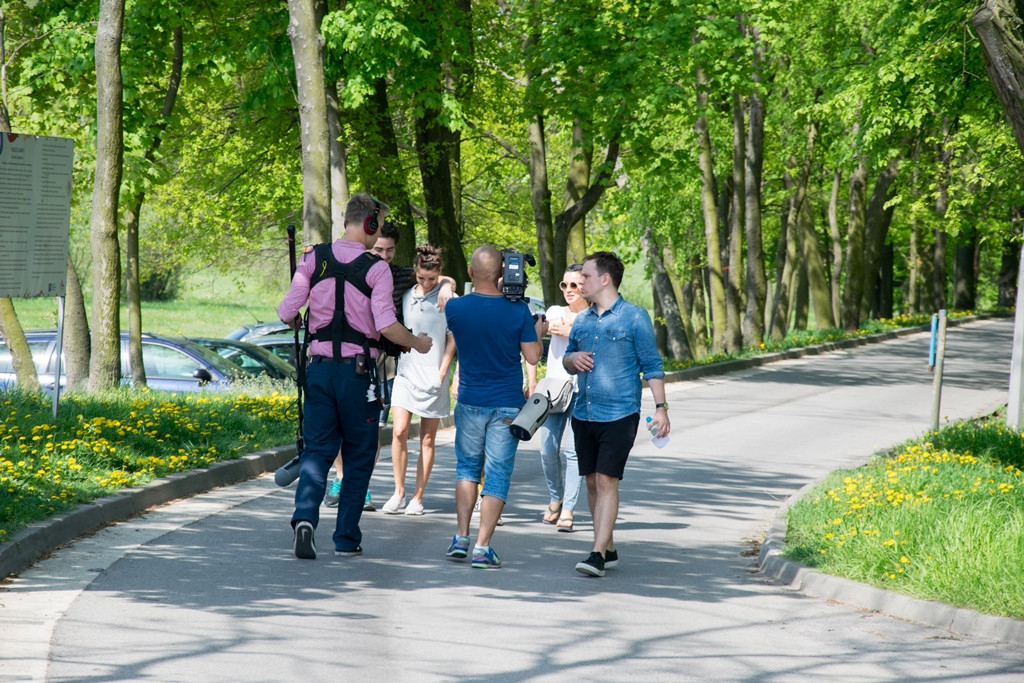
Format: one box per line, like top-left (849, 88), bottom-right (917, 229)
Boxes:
top-left (278, 194), bottom-right (431, 560)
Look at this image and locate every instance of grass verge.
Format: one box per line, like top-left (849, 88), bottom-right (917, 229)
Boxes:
top-left (782, 416), bottom-right (1024, 620)
top-left (0, 387), bottom-right (295, 543)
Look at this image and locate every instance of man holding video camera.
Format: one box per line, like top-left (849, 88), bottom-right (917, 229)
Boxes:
top-left (443, 245), bottom-right (547, 568)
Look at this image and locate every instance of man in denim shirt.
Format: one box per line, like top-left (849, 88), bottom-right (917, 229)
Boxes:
top-left (564, 251), bottom-right (671, 577)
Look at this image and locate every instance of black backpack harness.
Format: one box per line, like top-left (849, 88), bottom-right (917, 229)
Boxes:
top-left (306, 244), bottom-right (381, 362)
top-left (302, 244), bottom-right (389, 404)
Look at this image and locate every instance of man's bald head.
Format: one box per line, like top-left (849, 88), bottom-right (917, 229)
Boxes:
top-left (469, 246), bottom-right (502, 290)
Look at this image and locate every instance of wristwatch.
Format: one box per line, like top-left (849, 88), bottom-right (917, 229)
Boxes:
top-left (656, 402), bottom-right (668, 410)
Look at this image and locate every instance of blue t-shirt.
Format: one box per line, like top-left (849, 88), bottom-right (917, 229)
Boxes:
top-left (445, 293), bottom-right (537, 408)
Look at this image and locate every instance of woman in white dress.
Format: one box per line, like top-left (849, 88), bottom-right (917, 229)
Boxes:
top-left (382, 245), bottom-right (457, 516)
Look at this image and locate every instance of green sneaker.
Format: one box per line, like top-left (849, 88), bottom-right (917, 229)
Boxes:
top-left (471, 545), bottom-right (502, 569)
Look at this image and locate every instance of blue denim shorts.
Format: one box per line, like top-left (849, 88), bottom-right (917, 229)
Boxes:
top-left (454, 403), bottom-right (521, 501)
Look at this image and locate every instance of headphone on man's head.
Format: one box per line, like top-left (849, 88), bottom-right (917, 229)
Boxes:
top-left (363, 200), bottom-right (381, 235)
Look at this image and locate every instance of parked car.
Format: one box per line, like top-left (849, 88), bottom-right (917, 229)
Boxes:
top-left (226, 321), bottom-right (290, 341)
top-left (0, 330), bottom-right (244, 392)
top-left (188, 337), bottom-right (297, 381)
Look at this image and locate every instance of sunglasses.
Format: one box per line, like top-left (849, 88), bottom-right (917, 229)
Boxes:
top-left (559, 281), bottom-right (580, 291)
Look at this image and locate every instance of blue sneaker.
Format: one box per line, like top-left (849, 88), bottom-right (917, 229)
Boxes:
top-left (324, 478), bottom-right (341, 508)
top-left (363, 490), bottom-right (376, 511)
top-left (446, 535), bottom-right (470, 559)
top-left (471, 545), bottom-right (502, 569)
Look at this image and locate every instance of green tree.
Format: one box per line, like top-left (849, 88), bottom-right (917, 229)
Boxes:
top-left (87, 0), bottom-right (125, 392)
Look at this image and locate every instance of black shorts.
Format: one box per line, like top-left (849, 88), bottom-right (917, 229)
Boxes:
top-left (572, 413), bottom-right (640, 480)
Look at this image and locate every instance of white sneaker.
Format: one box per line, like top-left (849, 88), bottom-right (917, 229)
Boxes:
top-left (405, 499), bottom-right (425, 516)
top-left (382, 494), bottom-right (407, 514)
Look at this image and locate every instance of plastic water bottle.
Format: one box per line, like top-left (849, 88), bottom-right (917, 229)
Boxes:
top-left (646, 416), bottom-right (670, 449)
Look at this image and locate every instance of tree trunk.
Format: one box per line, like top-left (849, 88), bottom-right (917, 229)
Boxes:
top-left (999, 220), bottom-right (1021, 307)
top-left (878, 243), bottom-right (894, 317)
top-left (524, 7), bottom-right (555, 304)
top-left (552, 132), bottom-right (621, 287)
top-left (800, 188), bottom-right (835, 328)
top-left (769, 170), bottom-right (799, 339)
top-left (348, 78), bottom-right (417, 265)
top-left (564, 118), bottom-right (592, 269)
top-left (528, 112), bottom-right (556, 305)
top-left (286, 0), bottom-right (331, 245)
top-left (0, 299), bottom-right (39, 392)
top-left (123, 25), bottom-right (182, 389)
top-left (444, 0), bottom-right (473, 277)
top-left (827, 168), bottom-right (844, 323)
top-left (414, 107), bottom-right (468, 287)
top-left (652, 290), bottom-right (668, 356)
top-left (63, 257), bottom-right (90, 392)
top-left (862, 156), bottom-right (900, 318)
top-left (726, 92), bottom-right (745, 352)
top-left (643, 226), bottom-right (691, 361)
top-left (684, 254), bottom-right (709, 358)
top-left (792, 246), bottom-right (809, 330)
top-left (974, 1), bottom-right (1024, 429)
top-left (974, 0), bottom-right (1024, 154)
top-left (840, 155), bottom-right (868, 330)
top-left (88, 0), bottom-right (126, 393)
top-left (743, 26), bottom-right (767, 348)
top-left (663, 245), bottom-right (699, 358)
top-left (326, 80), bottom-right (349, 239)
top-left (0, 8), bottom-right (8, 133)
top-left (771, 121), bottom-right (818, 337)
top-left (696, 68), bottom-right (727, 352)
top-left (953, 226), bottom-right (979, 310)
top-left (908, 212), bottom-right (923, 314)
top-left (933, 120), bottom-right (953, 311)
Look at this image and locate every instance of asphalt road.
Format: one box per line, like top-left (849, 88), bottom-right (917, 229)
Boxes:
top-left (2, 318), bottom-right (1023, 682)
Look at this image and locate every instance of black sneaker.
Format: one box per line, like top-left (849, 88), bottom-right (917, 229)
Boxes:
top-left (575, 551), bottom-right (605, 577)
top-left (335, 546), bottom-right (363, 557)
top-left (293, 520), bottom-right (316, 560)
top-left (604, 548), bottom-right (619, 569)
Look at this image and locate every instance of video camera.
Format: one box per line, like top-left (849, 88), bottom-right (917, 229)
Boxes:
top-left (499, 249), bottom-right (535, 302)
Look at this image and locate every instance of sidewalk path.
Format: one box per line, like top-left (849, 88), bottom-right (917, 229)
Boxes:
top-left (2, 318), bottom-right (1023, 682)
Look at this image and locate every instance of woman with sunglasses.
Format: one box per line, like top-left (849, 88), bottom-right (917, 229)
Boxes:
top-left (537, 264), bottom-right (588, 530)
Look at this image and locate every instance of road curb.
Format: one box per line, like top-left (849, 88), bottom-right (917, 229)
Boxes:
top-left (0, 418), bottom-right (456, 581)
top-left (0, 445), bottom-right (296, 582)
top-left (758, 481), bottom-right (1024, 645)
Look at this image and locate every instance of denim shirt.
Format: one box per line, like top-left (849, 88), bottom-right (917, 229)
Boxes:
top-left (565, 295), bottom-right (665, 422)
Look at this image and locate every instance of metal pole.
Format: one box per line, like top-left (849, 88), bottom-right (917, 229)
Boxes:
top-left (930, 309), bottom-right (948, 432)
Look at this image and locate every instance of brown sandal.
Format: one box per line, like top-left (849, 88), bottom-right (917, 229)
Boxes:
top-left (556, 514), bottom-right (574, 532)
top-left (543, 502), bottom-right (562, 524)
